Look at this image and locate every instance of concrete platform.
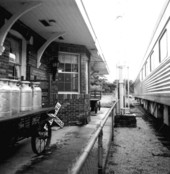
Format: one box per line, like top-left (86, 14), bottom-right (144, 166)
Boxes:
top-left (0, 107), bottom-right (113, 174)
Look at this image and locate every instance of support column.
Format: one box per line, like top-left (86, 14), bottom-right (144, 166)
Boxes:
top-left (153, 104), bottom-right (158, 118)
top-left (157, 104), bottom-right (163, 119)
top-left (117, 65), bottom-right (124, 114)
top-left (98, 130), bottom-right (103, 174)
top-left (164, 105), bottom-right (169, 126)
top-left (144, 100), bottom-right (147, 110)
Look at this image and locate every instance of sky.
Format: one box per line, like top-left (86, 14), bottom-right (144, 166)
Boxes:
top-left (82, 0), bottom-right (168, 82)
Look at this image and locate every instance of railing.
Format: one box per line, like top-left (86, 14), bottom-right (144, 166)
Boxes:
top-left (70, 101), bottom-right (118, 174)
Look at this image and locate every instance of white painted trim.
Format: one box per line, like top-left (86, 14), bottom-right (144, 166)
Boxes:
top-left (9, 29), bottom-right (27, 80)
top-left (58, 52), bottom-right (80, 93)
top-left (0, 2), bottom-right (41, 55)
top-left (37, 32), bottom-right (65, 68)
top-left (58, 92), bottom-right (79, 95)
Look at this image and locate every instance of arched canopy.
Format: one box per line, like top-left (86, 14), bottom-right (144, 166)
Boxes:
top-left (0, 1), bottom-right (41, 55)
top-left (0, 0), bottom-right (108, 75)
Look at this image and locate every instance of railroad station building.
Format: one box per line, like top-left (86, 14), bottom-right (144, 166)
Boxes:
top-left (0, 0), bottom-right (108, 125)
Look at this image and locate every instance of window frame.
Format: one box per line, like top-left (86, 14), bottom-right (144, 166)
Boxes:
top-left (6, 30), bottom-right (27, 80)
top-left (6, 33), bottom-right (22, 79)
top-left (58, 52), bottom-right (80, 94)
top-left (145, 58), bottom-right (150, 77)
top-left (159, 29), bottom-right (168, 62)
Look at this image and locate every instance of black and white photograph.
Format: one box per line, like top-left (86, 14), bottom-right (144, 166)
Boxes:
top-left (0, 0), bottom-right (170, 173)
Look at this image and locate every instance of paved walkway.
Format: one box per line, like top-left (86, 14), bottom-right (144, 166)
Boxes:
top-left (0, 107), bottom-right (112, 174)
top-left (1, 102), bottom-right (169, 174)
top-left (23, 108), bottom-right (112, 174)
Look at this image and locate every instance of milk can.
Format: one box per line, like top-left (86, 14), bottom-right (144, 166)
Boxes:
top-left (9, 79), bottom-right (20, 115)
top-left (20, 81), bottom-right (32, 111)
top-left (0, 78), bottom-right (12, 117)
top-left (32, 82), bottom-right (42, 110)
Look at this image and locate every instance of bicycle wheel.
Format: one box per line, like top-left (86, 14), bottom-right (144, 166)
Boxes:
top-left (31, 121), bottom-right (51, 155)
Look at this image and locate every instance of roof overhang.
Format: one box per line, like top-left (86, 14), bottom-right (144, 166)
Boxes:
top-left (90, 50), bottom-right (109, 75)
top-left (0, 0), bottom-right (108, 75)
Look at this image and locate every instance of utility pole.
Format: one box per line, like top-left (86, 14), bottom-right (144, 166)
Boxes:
top-left (117, 65), bottom-right (124, 114)
top-left (127, 66), bottom-right (130, 109)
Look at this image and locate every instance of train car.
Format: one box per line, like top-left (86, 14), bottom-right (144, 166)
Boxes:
top-left (134, 0), bottom-right (170, 127)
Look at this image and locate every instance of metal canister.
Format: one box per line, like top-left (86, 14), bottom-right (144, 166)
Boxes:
top-left (32, 82), bottom-right (42, 110)
top-left (9, 80), bottom-right (20, 115)
top-left (0, 78), bottom-right (12, 117)
top-left (20, 81), bottom-right (32, 111)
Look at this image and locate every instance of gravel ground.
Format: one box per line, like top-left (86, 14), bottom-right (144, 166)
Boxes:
top-left (105, 106), bottom-right (170, 174)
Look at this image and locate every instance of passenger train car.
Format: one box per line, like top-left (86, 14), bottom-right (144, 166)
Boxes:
top-left (134, 0), bottom-right (170, 126)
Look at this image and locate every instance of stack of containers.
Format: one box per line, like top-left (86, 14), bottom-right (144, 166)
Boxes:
top-left (20, 81), bottom-right (32, 111)
top-left (32, 82), bottom-right (42, 110)
top-left (0, 79), bottom-right (42, 118)
top-left (0, 78), bottom-right (11, 117)
top-left (9, 79), bottom-right (20, 115)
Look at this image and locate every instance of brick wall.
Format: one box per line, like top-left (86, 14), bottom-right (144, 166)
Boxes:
top-left (57, 94), bottom-right (90, 125)
top-left (0, 5), bottom-right (91, 125)
top-left (52, 43), bottom-right (91, 125)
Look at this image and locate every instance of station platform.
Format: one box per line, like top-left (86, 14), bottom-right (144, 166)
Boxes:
top-left (0, 107), bottom-right (112, 174)
top-left (1, 103), bottom-right (169, 174)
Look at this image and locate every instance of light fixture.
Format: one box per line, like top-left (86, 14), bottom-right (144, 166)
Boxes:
top-left (52, 58), bottom-right (60, 68)
top-left (52, 62), bottom-right (58, 68)
top-left (52, 59), bottom-right (60, 81)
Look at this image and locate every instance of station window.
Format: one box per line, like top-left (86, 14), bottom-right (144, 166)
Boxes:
top-left (58, 53), bottom-right (79, 93)
top-left (159, 30), bottom-right (168, 62)
top-left (6, 34), bottom-right (22, 79)
top-left (150, 51), bottom-right (154, 72)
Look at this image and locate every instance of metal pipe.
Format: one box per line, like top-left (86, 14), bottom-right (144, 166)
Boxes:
top-left (111, 108), bottom-right (114, 141)
top-left (98, 130), bottom-right (103, 174)
top-left (70, 101), bottom-right (117, 174)
top-left (118, 65), bottom-right (124, 113)
top-left (127, 66), bottom-right (130, 108)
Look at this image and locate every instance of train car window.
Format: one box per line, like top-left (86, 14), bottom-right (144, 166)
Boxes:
top-left (149, 54), bottom-right (152, 71)
top-left (150, 43), bottom-right (159, 72)
top-left (159, 30), bottom-right (168, 62)
top-left (150, 51), bottom-right (153, 72)
top-left (143, 64), bottom-right (146, 79)
top-left (140, 70), bottom-right (143, 81)
top-left (146, 58), bottom-right (150, 76)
